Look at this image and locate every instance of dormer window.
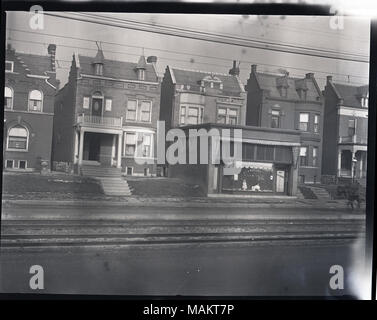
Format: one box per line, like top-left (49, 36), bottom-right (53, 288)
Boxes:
top-left (5, 61), bottom-right (14, 72)
top-left (138, 69), bottom-right (145, 81)
top-left (94, 63), bottom-right (103, 76)
top-left (361, 93), bottom-right (368, 108)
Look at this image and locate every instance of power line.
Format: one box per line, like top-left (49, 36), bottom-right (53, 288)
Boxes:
top-left (42, 12), bottom-right (369, 63)
top-left (8, 28), bottom-right (369, 81)
top-left (8, 37), bottom-right (366, 86)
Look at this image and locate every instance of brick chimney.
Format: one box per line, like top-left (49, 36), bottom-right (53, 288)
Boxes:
top-left (47, 44), bottom-right (56, 72)
top-left (229, 60), bottom-right (240, 76)
top-left (251, 64), bottom-right (257, 73)
top-left (305, 72), bottom-right (314, 79)
top-left (147, 56), bottom-right (157, 66)
top-left (326, 75), bottom-right (333, 83)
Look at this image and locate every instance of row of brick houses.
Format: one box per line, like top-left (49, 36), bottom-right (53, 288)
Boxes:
top-left (3, 44), bottom-right (369, 196)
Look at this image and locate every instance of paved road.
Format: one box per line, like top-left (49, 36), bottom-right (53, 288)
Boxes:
top-left (0, 204), bottom-right (367, 297)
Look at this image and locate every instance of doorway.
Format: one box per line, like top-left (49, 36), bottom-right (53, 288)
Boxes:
top-left (92, 97), bottom-right (103, 117)
top-left (275, 166), bottom-right (288, 194)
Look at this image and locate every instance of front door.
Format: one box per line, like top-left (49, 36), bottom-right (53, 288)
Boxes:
top-left (88, 134), bottom-right (101, 161)
top-left (276, 170), bottom-right (285, 193)
top-left (92, 98), bottom-right (103, 117)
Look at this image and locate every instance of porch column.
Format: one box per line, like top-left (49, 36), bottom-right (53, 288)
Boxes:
top-left (73, 130), bottom-right (79, 164)
top-left (78, 128), bottom-right (84, 166)
top-left (117, 133), bottom-right (122, 169)
top-left (351, 151), bottom-right (356, 180)
top-left (337, 149), bottom-right (342, 177)
top-left (111, 135), bottom-right (116, 166)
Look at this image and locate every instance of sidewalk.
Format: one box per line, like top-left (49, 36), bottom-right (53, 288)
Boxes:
top-left (1, 195), bottom-right (353, 210)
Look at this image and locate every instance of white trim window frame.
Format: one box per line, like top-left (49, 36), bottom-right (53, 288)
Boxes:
top-left (299, 112), bottom-right (309, 132)
top-left (217, 106), bottom-right (239, 125)
top-left (28, 90), bottom-right (43, 112)
top-left (179, 104), bottom-right (203, 125)
top-left (18, 160), bottom-right (27, 169)
top-left (5, 159), bottom-right (14, 169)
top-left (126, 98), bottom-right (153, 123)
top-left (124, 131), bottom-right (154, 159)
top-left (312, 147), bottom-right (318, 167)
top-left (4, 86), bottom-right (13, 110)
top-left (314, 114), bottom-right (320, 134)
top-left (7, 125), bottom-right (29, 152)
top-left (105, 98), bottom-right (112, 112)
top-left (5, 60), bottom-right (14, 73)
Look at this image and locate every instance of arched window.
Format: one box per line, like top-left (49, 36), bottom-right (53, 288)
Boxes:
top-left (4, 86), bottom-right (13, 110)
top-left (7, 125), bottom-right (28, 151)
top-left (28, 90), bottom-right (43, 112)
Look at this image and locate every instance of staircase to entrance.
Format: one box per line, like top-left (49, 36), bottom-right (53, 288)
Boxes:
top-left (80, 165), bottom-right (131, 196)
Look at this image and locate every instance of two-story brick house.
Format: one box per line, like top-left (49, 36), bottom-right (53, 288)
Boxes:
top-left (52, 47), bottom-right (160, 176)
top-left (3, 44), bottom-right (59, 171)
top-left (322, 76), bottom-right (368, 182)
top-left (159, 62), bottom-right (301, 196)
top-left (245, 65), bottom-right (324, 184)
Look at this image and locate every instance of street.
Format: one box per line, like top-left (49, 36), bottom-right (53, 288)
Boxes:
top-left (0, 204), bottom-right (367, 297)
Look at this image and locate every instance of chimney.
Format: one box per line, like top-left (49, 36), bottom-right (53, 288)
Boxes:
top-left (326, 75), bottom-right (333, 83)
top-left (147, 56), bottom-right (157, 65)
top-left (251, 64), bottom-right (257, 73)
top-left (305, 72), bottom-right (314, 79)
top-left (47, 44), bottom-right (56, 72)
top-left (229, 60), bottom-right (240, 76)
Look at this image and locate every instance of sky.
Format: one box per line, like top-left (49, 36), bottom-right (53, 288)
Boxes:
top-left (5, 11), bottom-right (370, 89)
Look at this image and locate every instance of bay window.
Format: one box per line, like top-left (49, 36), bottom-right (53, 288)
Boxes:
top-left (179, 105), bottom-right (203, 125)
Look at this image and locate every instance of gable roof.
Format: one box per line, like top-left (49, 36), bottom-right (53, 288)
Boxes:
top-left (169, 67), bottom-right (244, 96)
top-left (77, 54), bottom-right (158, 82)
top-left (253, 72), bottom-right (322, 101)
top-left (332, 82), bottom-right (369, 108)
top-left (7, 51), bottom-right (52, 76)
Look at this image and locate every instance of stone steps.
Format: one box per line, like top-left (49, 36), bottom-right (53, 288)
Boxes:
top-left (81, 166), bottom-right (122, 178)
top-left (99, 177), bottom-right (131, 196)
top-left (309, 186), bottom-right (332, 200)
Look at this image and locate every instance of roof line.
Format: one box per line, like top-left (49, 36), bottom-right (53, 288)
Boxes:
top-left (170, 66), bottom-right (233, 77)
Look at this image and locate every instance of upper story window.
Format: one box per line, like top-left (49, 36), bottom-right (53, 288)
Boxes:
top-left (312, 147), bottom-right (318, 167)
top-left (138, 69), bottom-right (145, 81)
top-left (217, 107), bottom-right (238, 125)
top-left (348, 119), bottom-right (356, 136)
top-left (299, 113), bottom-right (309, 131)
top-left (7, 125), bottom-right (28, 151)
top-left (94, 63), bottom-right (103, 76)
top-left (126, 99), bottom-right (152, 123)
top-left (4, 86), bottom-right (13, 110)
top-left (5, 61), bottom-right (14, 72)
top-left (361, 94), bottom-right (368, 108)
top-left (179, 105), bottom-right (203, 125)
top-left (314, 114), bottom-right (320, 133)
top-left (105, 98), bottom-right (112, 112)
top-left (271, 110), bottom-right (280, 128)
top-left (28, 90), bottom-right (43, 112)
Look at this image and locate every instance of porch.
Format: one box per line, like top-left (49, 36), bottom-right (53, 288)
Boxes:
top-left (337, 147), bottom-right (367, 179)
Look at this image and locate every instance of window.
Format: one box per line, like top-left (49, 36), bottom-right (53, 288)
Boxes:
top-left (361, 94), bottom-right (368, 108)
top-left (125, 133), bottom-right (136, 156)
top-left (180, 106), bottom-right (186, 125)
top-left (314, 115), bottom-right (320, 133)
top-left (348, 119), bottom-right (356, 136)
top-left (138, 69), bottom-right (145, 81)
top-left (216, 107), bottom-right (238, 125)
top-left (180, 105), bottom-right (203, 125)
top-left (94, 64), bottom-right (103, 76)
top-left (126, 99), bottom-right (137, 121)
top-left (299, 113), bottom-right (309, 131)
top-left (7, 125), bottom-right (28, 150)
top-left (83, 97), bottom-right (90, 109)
top-left (4, 86), bottom-right (13, 110)
top-left (271, 110), bottom-right (280, 128)
top-left (126, 99), bottom-right (152, 122)
top-left (5, 61), bottom-right (14, 72)
top-left (105, 99), bottom-right (112, 112)
top-left (140, 101), bottom-right (151, 122)
top-left (28, 90), bottom-right (43, 112)
top-left (6, 160), bottom-right (13, 169)
top-left (299, 147), bottom-right (308, 166)
top-left (312, 147), bottom-right (318, 167)
top-left (19, 160), bottom-right (27, 169)
top-left (136, 133), bottom-right (152, 158)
